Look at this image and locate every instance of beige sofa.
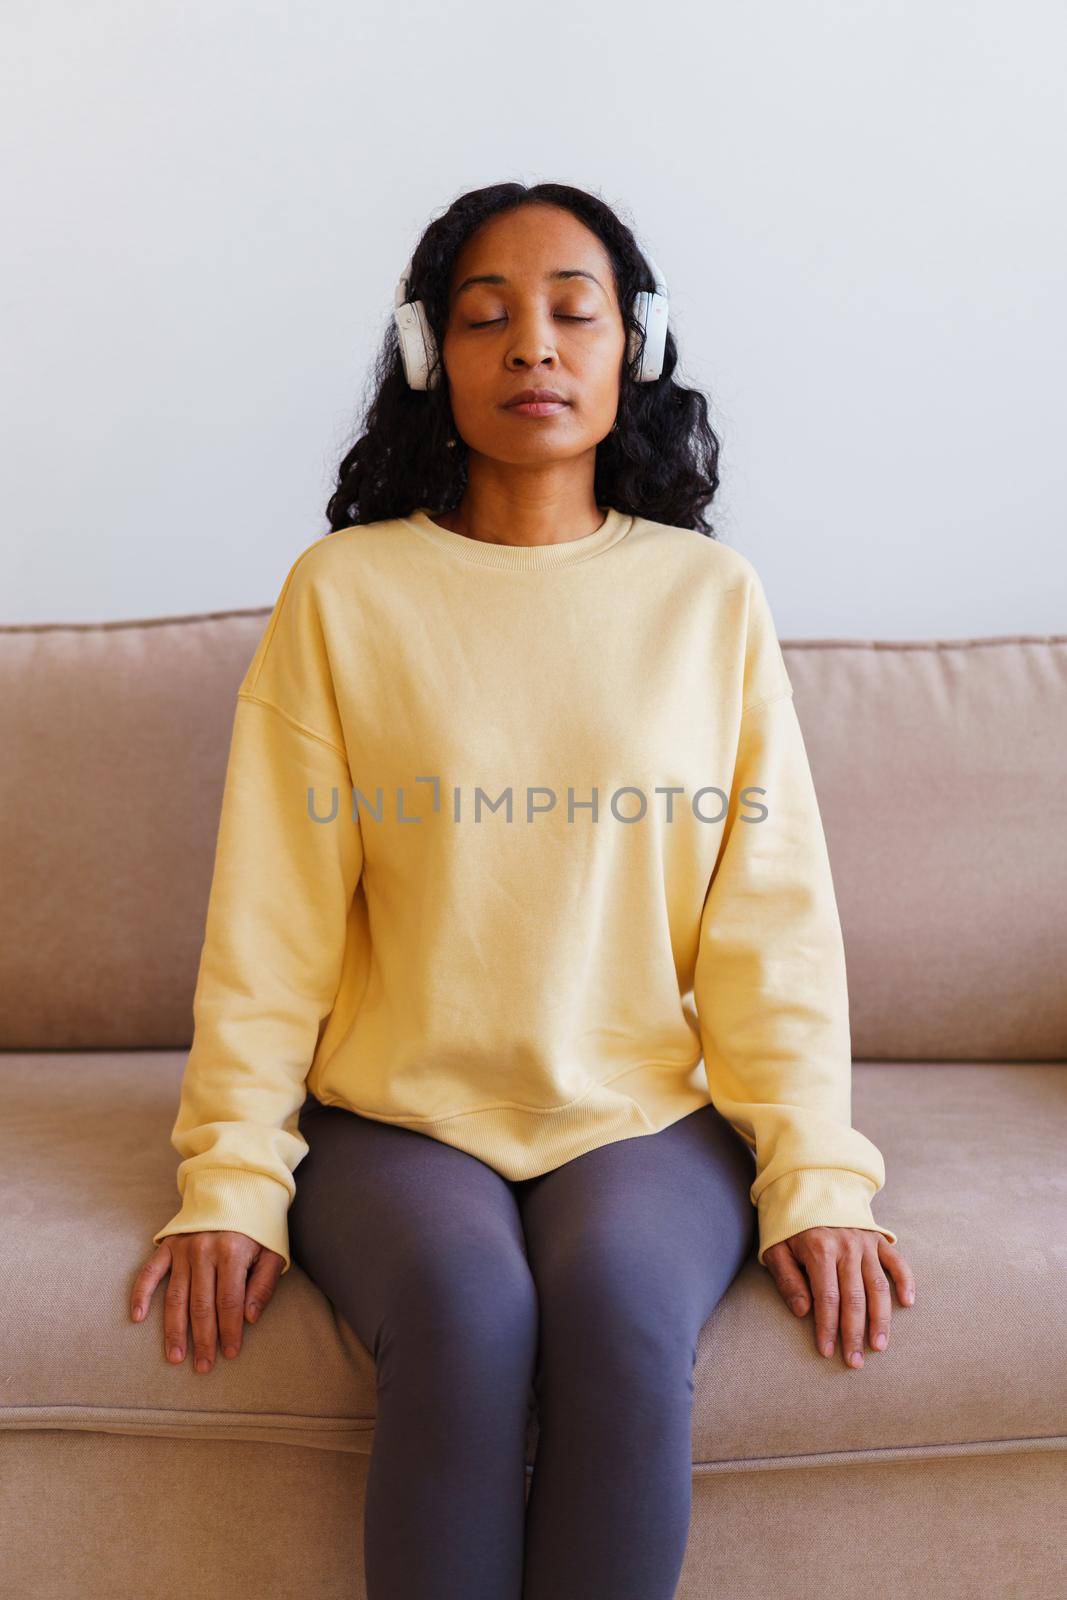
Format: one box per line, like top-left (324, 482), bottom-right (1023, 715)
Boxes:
top-left (2, 602), bottom-right (1065, 1600)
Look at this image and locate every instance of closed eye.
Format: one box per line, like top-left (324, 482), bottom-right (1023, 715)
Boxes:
top-left (468, 316), bottom-right (595, 328)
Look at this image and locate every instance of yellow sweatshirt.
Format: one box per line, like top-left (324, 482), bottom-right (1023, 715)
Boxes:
top-left (153, 505), bottom-right (896, 1274)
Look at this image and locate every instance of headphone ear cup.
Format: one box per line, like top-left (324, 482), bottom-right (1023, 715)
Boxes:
top-left (394, 298), bottom-right (441, 390)
top-left (630, 287), bottom-right (669, 382)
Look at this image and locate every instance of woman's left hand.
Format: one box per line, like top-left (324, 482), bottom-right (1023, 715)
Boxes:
top-left (763, 1228), bottom-right (915, 1368)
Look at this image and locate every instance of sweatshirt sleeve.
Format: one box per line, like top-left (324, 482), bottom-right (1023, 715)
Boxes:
top-left (692, 574), bottom-right (897, 1269)
top-left (152, 546), bottom-right (363, 1274)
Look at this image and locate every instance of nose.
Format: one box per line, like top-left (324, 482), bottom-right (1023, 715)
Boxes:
top-left (509, 347), bottom-right (556, 370)
top-left (506, 310), bottom-right (559, 371)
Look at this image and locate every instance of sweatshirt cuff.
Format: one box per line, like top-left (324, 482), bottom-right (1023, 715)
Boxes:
top-left (152, 1167), bottom-right (295, 1275)
top-left (755, 1167), bottom-right (897, 1268)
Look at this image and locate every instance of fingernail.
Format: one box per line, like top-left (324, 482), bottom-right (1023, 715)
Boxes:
top-left (873, 1332), bottom-right (887, 1349)
top-left (132, 1306), bottom-right (144, 1321)
top-left (791, 1298), bottom-right (807, 1315)
top-left (848, 1351), bottom-right (863, 1367)
top-left (223, 1345), bottom-right (238, 1359)
top-left (247, 1304), bottom-right (259, 1322)
top-left (195, 1357), bottom-right (211, 1373)
top-left (904, 1291), bottom-right (914, 1304)
top-left (821, 1341), bottom-right (833, 1357)
top-left (168, 1346), bottom-right (182, 1362)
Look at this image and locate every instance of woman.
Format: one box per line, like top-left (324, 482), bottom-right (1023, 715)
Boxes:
top-left (132, 179), bottom-right (914, 1599)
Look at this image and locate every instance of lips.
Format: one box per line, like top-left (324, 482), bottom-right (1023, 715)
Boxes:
top-left (504, 389), bottom-right (568, 407)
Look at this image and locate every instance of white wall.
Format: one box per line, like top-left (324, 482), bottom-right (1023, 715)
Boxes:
top-left (4, 0), bottom-right (1064, 637)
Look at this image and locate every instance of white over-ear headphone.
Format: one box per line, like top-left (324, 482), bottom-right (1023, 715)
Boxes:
top-left (393, 247), bottom-right (669, 391)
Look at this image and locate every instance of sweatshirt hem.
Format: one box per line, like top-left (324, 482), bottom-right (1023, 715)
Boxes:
top-left (313, 1057), bottom-right (713, 1180)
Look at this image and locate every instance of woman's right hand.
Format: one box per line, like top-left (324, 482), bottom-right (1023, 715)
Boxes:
top-left (130, 1232), bottom-right (285, 1372)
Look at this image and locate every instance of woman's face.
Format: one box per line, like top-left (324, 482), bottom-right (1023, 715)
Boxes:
top-left (441, 204), bottom-right (627, 468)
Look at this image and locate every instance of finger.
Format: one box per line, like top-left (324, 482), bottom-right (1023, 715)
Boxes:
top-left (862, 1244), bottom-right (893, 1352)
top-left (188, 1241), bottom-right (219, 1374)
top-left (803, 1236), bottom-right (840, 1358)
top-left (216, 1239), bottom-right (252, 1359)
top-left (130, 1242), bottom-right (172, 1322)
top-left (163, 1245), bottom-right (191, 1365)
top-left (838, 1242), bottom-right (868, 1368)
top-left (878, 1239), bottom-right (916, 1306)
top-left (244, 1250), bottom-right (284, 1325)
top-left (765, 1248), bottom-right (812, 1316)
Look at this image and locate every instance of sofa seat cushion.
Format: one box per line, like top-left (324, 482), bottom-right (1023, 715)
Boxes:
top-left (1, 1053), bottom-right (1064, 1469)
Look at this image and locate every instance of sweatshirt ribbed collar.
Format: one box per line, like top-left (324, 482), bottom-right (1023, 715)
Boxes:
top-left (400, 505), bottom-right (634, 571)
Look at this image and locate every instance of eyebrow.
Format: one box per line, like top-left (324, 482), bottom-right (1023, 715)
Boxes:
top-left (453, 268), bottom-right (604, 299)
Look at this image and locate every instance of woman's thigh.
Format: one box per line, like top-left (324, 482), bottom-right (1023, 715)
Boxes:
top-left (288, 1093), bottom-right (538, 1365)
top-left (516, 1101), bottom-right (758, 1358)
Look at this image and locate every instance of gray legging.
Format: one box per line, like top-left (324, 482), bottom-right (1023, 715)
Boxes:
top-left (288, 1089), bottom-right (758, 1600)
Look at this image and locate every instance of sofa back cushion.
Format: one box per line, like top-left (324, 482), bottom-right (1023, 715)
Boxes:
top-left (1, 610), bottom-right (1064, 1059)
top-left (786, 634), bottom-right (1067, 1060)
top-left (1, 609), bottom-right (266, 1049)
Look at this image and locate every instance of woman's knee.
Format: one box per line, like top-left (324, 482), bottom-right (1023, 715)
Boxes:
top-left (379, 1231), bottom-right (539, 1396)
top-left (534, 1238), bottom-right (697, 1386)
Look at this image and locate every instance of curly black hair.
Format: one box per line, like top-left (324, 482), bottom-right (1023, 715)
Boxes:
top-left (325, 180), bottom-right (721, 536)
